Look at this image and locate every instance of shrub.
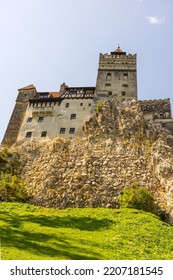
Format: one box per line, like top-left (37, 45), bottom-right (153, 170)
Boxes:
top-left (96, 102), bottom-right (103, 112)
top-left (0, 146), bottom-right (21, 175)
top-left (0, 172), bottom-right (28, 202)
top-left (117, 183), bottom-right (160, 216)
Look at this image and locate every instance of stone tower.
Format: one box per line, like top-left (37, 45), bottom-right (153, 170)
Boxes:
top-left (93, 46), bottom-right (137, 108)
top-left (2, 85), bottom-right (36, 147)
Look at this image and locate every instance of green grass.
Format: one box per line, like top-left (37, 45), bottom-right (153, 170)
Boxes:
top-left (0, 202), bottom-right (173, 260)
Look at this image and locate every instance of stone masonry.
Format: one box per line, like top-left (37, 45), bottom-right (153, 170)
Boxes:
top-left (12, 100), bottom-right (173, 223)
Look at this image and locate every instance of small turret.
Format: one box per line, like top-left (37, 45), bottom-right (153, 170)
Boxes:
top-left (60, 82), bottom-right (68, 93)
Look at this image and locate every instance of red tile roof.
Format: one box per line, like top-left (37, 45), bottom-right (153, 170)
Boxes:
top-left (49, 92), bottom-right (62, 98)
top-left (19, 84), bottom-right (36, 90)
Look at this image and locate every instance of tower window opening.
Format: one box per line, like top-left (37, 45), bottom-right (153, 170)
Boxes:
top-left (122, 92), bottom-right (126, 96)
top-left (106, 73), bottom-right (112, 81)
top-left (27, 117), bottom-right (33, 123)
top-left (123, 73), bottom-right (128, 82)
top-left (108, 91), bottom-right (112, 96)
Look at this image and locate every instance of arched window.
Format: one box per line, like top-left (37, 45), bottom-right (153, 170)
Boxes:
top-left (106, 73), bottom-right (111, 81)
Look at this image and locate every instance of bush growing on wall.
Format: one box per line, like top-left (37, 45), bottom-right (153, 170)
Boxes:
top-left (117, 183), bottom-right (163, 218)
top-left (0, 172), bottom-right (28, 202)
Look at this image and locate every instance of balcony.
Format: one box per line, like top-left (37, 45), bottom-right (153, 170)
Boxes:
top-left (32, 106), bottom-right (54, 116)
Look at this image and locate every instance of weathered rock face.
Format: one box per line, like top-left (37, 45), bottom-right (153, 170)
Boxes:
top-left (12, 100), bottom-right (173, 221)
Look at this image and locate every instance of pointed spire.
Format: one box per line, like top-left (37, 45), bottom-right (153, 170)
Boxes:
top-left (111, 44), bottom-right (126, 55)
top-left (114, 44), bottom-right (124, 53)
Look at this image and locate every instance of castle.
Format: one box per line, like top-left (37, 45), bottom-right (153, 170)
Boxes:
top-left (2, 46), bottom-right (173, 147)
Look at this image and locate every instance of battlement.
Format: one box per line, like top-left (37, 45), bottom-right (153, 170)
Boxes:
top-left (98, 46), bottom-right (136, 71)
top-left (139, 98), bottom-right (172, 119)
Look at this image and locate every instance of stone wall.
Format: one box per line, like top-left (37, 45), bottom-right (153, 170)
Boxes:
top-left (12, 100), bottom-right (173, 222)
top-left (2, 102), bottom-right (28, 147)
top-left (2, 88), bottom-right (36, 147)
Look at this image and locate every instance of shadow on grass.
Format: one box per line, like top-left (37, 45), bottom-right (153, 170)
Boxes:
top-left (0, 212), bottom-right (114, 260)
top-left (1, 227), bottom-right (101, 259)
top-left (0, 212), bottom-right (114, 231)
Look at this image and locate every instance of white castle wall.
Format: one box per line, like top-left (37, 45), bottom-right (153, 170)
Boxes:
top-left (17, 98), bottom-right (93, 142)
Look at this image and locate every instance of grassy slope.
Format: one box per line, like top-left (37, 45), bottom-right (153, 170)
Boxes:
top-left (0, 202), bottom-right (173, 260)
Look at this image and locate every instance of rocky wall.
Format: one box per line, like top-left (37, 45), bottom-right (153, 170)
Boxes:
top-left (12, 100), bottom-right (173, 221)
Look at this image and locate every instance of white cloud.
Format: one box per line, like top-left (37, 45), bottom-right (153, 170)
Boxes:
top-left (146, 16), bottom-right (165, 25)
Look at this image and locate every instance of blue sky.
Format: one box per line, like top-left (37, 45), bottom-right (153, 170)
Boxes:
top-left (0, 0), bottom-right (172, 142)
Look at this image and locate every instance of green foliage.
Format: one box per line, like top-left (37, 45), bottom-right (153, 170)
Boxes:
top-left (0, 146), bottom-right (21, 175)
top-left (0, 172), bottom-right (28, 202)
top-left (0, 146), bottom-right (10, 168)
top-left (118, 183), bottom-right (161, 216)
top-left (0, 203), bottom-right (173, 260)
top-left (96, 102), bottom-right (103, 112)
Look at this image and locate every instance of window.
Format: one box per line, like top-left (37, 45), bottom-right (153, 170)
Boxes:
top-left (124, 73), bottom-right (128, 82)
top-left (88, 103), bottom-right (91, 106)
top-left (41, 131), bottom-right (47, 137)
top-left (122, 92), bottom-right (126, 96)
top-left (60, 128), bottom-right (66, 134)
top-left (38, 117), bottom-right (44, 122)
top-left (80, 103), bottom-right (83, 106)
top-left (26, 131), bottom-right (32, 138)
top-left (70, 113), bottom-right (76, 120)
top-left (160, 113), bottom-right (164, 119)
top-left (106, 73), bottom-right (111, 81)
top-left (65, 103), bottom-right (69, 108)
top-left (69, 128), bottom-right (75, 134)
top-left (122, 84), bottom-right (128, 87)
top-left (162, 123), bottom-right (166, 127)
top-left (105, 83), bottom-right (111, 87)
top-left (27, 117), bottom-right (33, 123)
top-left (108, 91), bottom-right (112, 96)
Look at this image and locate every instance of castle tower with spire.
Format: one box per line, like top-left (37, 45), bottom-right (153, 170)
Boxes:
top-left (93, 46), bottom-right (137, 107)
